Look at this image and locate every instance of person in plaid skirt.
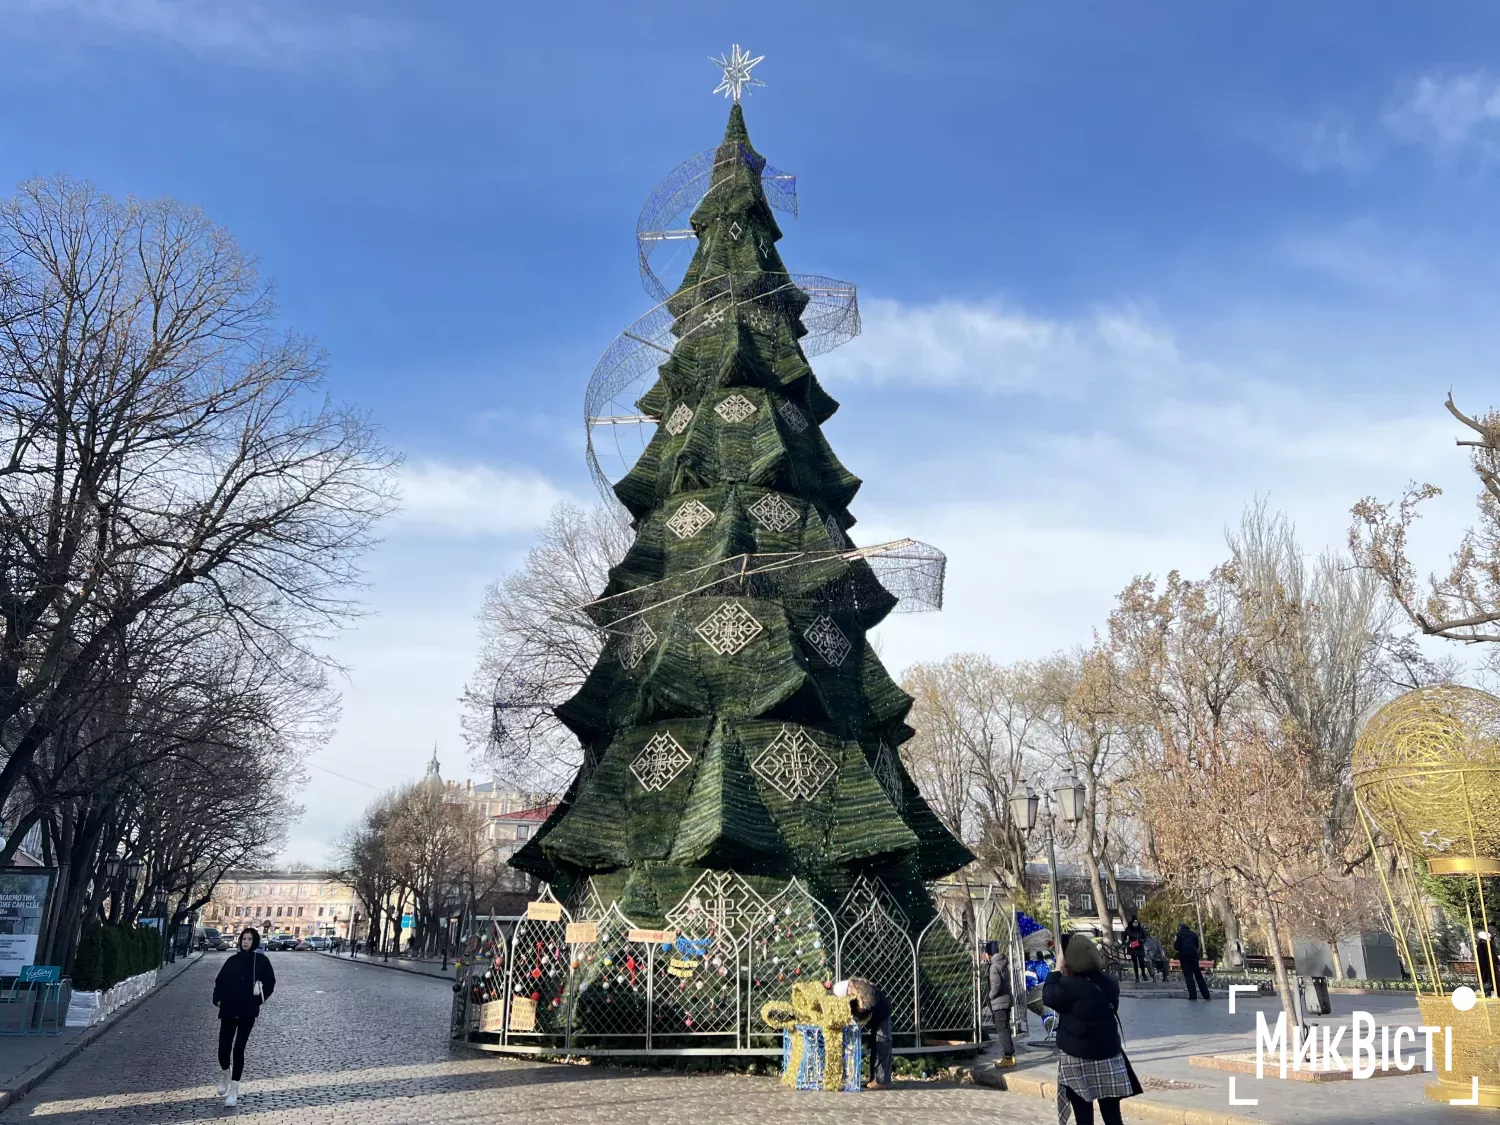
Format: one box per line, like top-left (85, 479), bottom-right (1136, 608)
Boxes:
top-left (1041, 934), bottom-right (1142, 1125)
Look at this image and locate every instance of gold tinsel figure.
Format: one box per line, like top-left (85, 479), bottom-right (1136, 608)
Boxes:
top-left (760, 982), bottom-right (856, 1090)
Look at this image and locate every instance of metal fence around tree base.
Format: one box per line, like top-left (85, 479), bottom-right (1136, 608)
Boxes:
top-left (450, 878), bottom-right (998, 1058)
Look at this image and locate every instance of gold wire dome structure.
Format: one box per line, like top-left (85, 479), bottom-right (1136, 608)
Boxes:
top-left (1353, 685), bottom-right (1500, 874)
top-left (1353, 685), bottom-right (1500, 1108)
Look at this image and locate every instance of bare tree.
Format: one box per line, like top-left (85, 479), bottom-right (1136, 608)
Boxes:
top-left (1231, 504), bottom-right (1422, 866)
top-left (462, 501), bottom-right (630, 793)
top-left (1034, 648), bottom-right (1131, 935)
top-left (1352, 394), bottom-right (1500, 646)
top-left (0, 176), bottom-right (398, 827)
top-left (900, 654), bottom-right (1046, 889)
top-left (1138, 720), bottom-right (1326, 1030)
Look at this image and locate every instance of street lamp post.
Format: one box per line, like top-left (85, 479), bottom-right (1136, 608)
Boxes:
top-left (1009, 773), bottom-right (1088, 962)
top-left (123, 858), bottom-right (143, 920)
top-left (152, 893), bottom-right (168, 966)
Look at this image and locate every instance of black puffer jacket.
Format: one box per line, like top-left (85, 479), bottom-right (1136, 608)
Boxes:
top-left (1042, 969), bottom-right (1121, 1060)
top-left (213, 931), bottom-right (277, 1020)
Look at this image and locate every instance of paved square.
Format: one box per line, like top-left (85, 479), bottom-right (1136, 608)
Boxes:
top-left (2, 954), bottom-right (1053, 1124)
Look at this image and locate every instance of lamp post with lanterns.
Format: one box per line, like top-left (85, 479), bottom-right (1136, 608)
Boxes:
top-left (152, 892), bottom-right (168, 966)
top-left (1008, 772), bottom-right (1088, 961)
top-left (101, 856), bottom-right (122, 923)
top-left (123, 858), bottom-right (143, 920)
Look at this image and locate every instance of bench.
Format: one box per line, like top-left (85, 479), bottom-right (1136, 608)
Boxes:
top-left (1242, 955), bottom-right (1294, 972)
top-left (1168, 960), bottom-right (1215, 972)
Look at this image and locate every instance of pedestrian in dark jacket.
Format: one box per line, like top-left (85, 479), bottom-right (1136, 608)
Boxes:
top-left (1042, 934), bottom-right (1140, 1125)
top-left (834, 978), bottom-right (892, 1089)
top-left (212, 928), bottom-right (276, 1107)
top-left (1478, 932), bottom-right (1497, 998)
top-left (1143, 934), bottom-right (1167, 982)
top-left (1173, 923), bottom-right (1210, 1001)
top-left (985, 941), bottom-right (1015, 1064)
top-left (1123, 917), bottom-right (1147, 983)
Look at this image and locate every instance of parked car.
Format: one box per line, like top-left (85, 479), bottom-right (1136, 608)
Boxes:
top-left (305, 936), bottom-right (330, 952)
top-left (266, 933), bottom-right (299, 951)
top-left (197, 928), bottom-right (228, 952)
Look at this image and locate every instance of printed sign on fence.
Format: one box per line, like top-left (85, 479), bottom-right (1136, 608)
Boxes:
top-left (18, 965), bottom-right (60, 983)
top-left (508, 995), bottom-right (537, 1032)
top-left (527, 901), bottom-right (563, 922)
top-left (668, 958), bottom-right (698, 979)
top-left (477, 1000), bottom-right (505, 1032)
top-left (628, 928), bottom-right (676, 945)
top-left (565, 922), bottom-right (598, 945)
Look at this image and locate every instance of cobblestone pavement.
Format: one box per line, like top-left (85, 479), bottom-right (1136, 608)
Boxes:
top-left (2, 952), bottom-right (1054, 1124)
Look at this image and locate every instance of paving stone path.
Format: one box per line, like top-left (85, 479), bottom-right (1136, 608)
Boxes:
top-left (0, 951), bottom-right (1054, 1124)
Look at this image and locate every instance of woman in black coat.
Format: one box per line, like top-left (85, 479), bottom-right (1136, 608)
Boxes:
top-left (212, 927), bottom-right (276, 1107)
top-left (1042, 934), bottom-right (1140, 1125)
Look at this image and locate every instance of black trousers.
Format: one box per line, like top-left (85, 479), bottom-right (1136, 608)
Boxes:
top-left (867, 1015), bottom-right (892, 1085)
top-left (1066, 1086), bottom-right (1123, 1125)
top-left (1129, 949), bottom-right (1146, 981)
top-left (1182, 959), bottom-right (1210, 1000)
top-left (991, 1003), bottom-right (1014, 1056)
top-left (218, 1015), bottom-right (255, 1080)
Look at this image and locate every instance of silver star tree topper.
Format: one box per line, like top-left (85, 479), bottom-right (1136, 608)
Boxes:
top-left (711, 44), bottom-right (765, 102)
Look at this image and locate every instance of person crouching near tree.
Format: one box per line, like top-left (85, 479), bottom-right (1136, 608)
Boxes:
top-left (1042, 933), bottom-right (1142, 1125)
top-left (833, 977), bottom-right (893, 1089)
top-left (212, 927), bottom-right (276, 1107)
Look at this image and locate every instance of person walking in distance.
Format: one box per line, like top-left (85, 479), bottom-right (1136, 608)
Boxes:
top-left (1123, 916), bottom-right (1147, 983)
top-left (1042, 933), bottom-right (1143, 1125)
top-left (1173, 922), bottom-right (1210, 1001)
top-left (985, 941), bottom-right (1016, 1067)
top-left (212, 928), bottom-right (276, 1106)
top-left (833, 978), bottom-right (893, 1089)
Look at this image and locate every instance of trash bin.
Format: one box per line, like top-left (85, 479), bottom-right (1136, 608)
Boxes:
top-left (1303, 974), bottom-right (1331, 1016)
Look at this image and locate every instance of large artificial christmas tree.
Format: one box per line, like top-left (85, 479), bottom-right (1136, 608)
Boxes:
top-left (509, 61), bottom-right (973, 1042)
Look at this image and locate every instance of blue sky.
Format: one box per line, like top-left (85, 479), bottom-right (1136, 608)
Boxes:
top-left (7, 1), bottom-right (1500, 861)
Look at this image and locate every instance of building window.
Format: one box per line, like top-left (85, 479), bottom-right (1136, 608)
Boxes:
top-left (1079, 893), bottom-right (1093, 912)
top-left (297, 907), bottom-right (304, 917)
top-left (318, 907), bottom-right (324, 917)
top-left (1058, 895), bottom-right (1070, 911)
top-left (1106, 893), bottom-right (1118, 910)
top-left (1135, 895), bottom-right (1147, 909)
top-left (516, 825), bottom-right (531, 840)
top-left (275, 907), bottom-right (282, 917)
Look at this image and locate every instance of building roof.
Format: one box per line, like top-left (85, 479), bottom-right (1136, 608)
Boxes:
top-left (493, 804), bottom-right (556, 823)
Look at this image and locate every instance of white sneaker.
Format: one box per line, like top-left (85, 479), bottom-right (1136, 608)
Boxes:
top-left (225, 1080), bottom-right (239, 1107)
top-left (217, 1070), bottom-right (230, 1096)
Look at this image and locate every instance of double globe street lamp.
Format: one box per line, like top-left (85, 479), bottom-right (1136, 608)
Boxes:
top-left (99, 855), bottom-right (145, 919)
top-left (1008, 773), bottom-right (1088, 963)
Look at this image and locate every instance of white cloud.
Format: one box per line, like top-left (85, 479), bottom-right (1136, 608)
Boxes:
top-left (1296, 115), bottom-right (1371, 174)
top-left (394, 461), bottom-right (576, 538)
top-left (1251, 113), bottom-right (1373, 175)
top-left (821, 298), bottom-right (1180, 394)
top-left (833, 296), bottom-right (1477, 674)
top-left (13, 0), bottom-right (404, 68)
top-left (1278, 221), bottom-right (1438, 294)
top-left (1384, 71), bottom-right (1500, 152)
